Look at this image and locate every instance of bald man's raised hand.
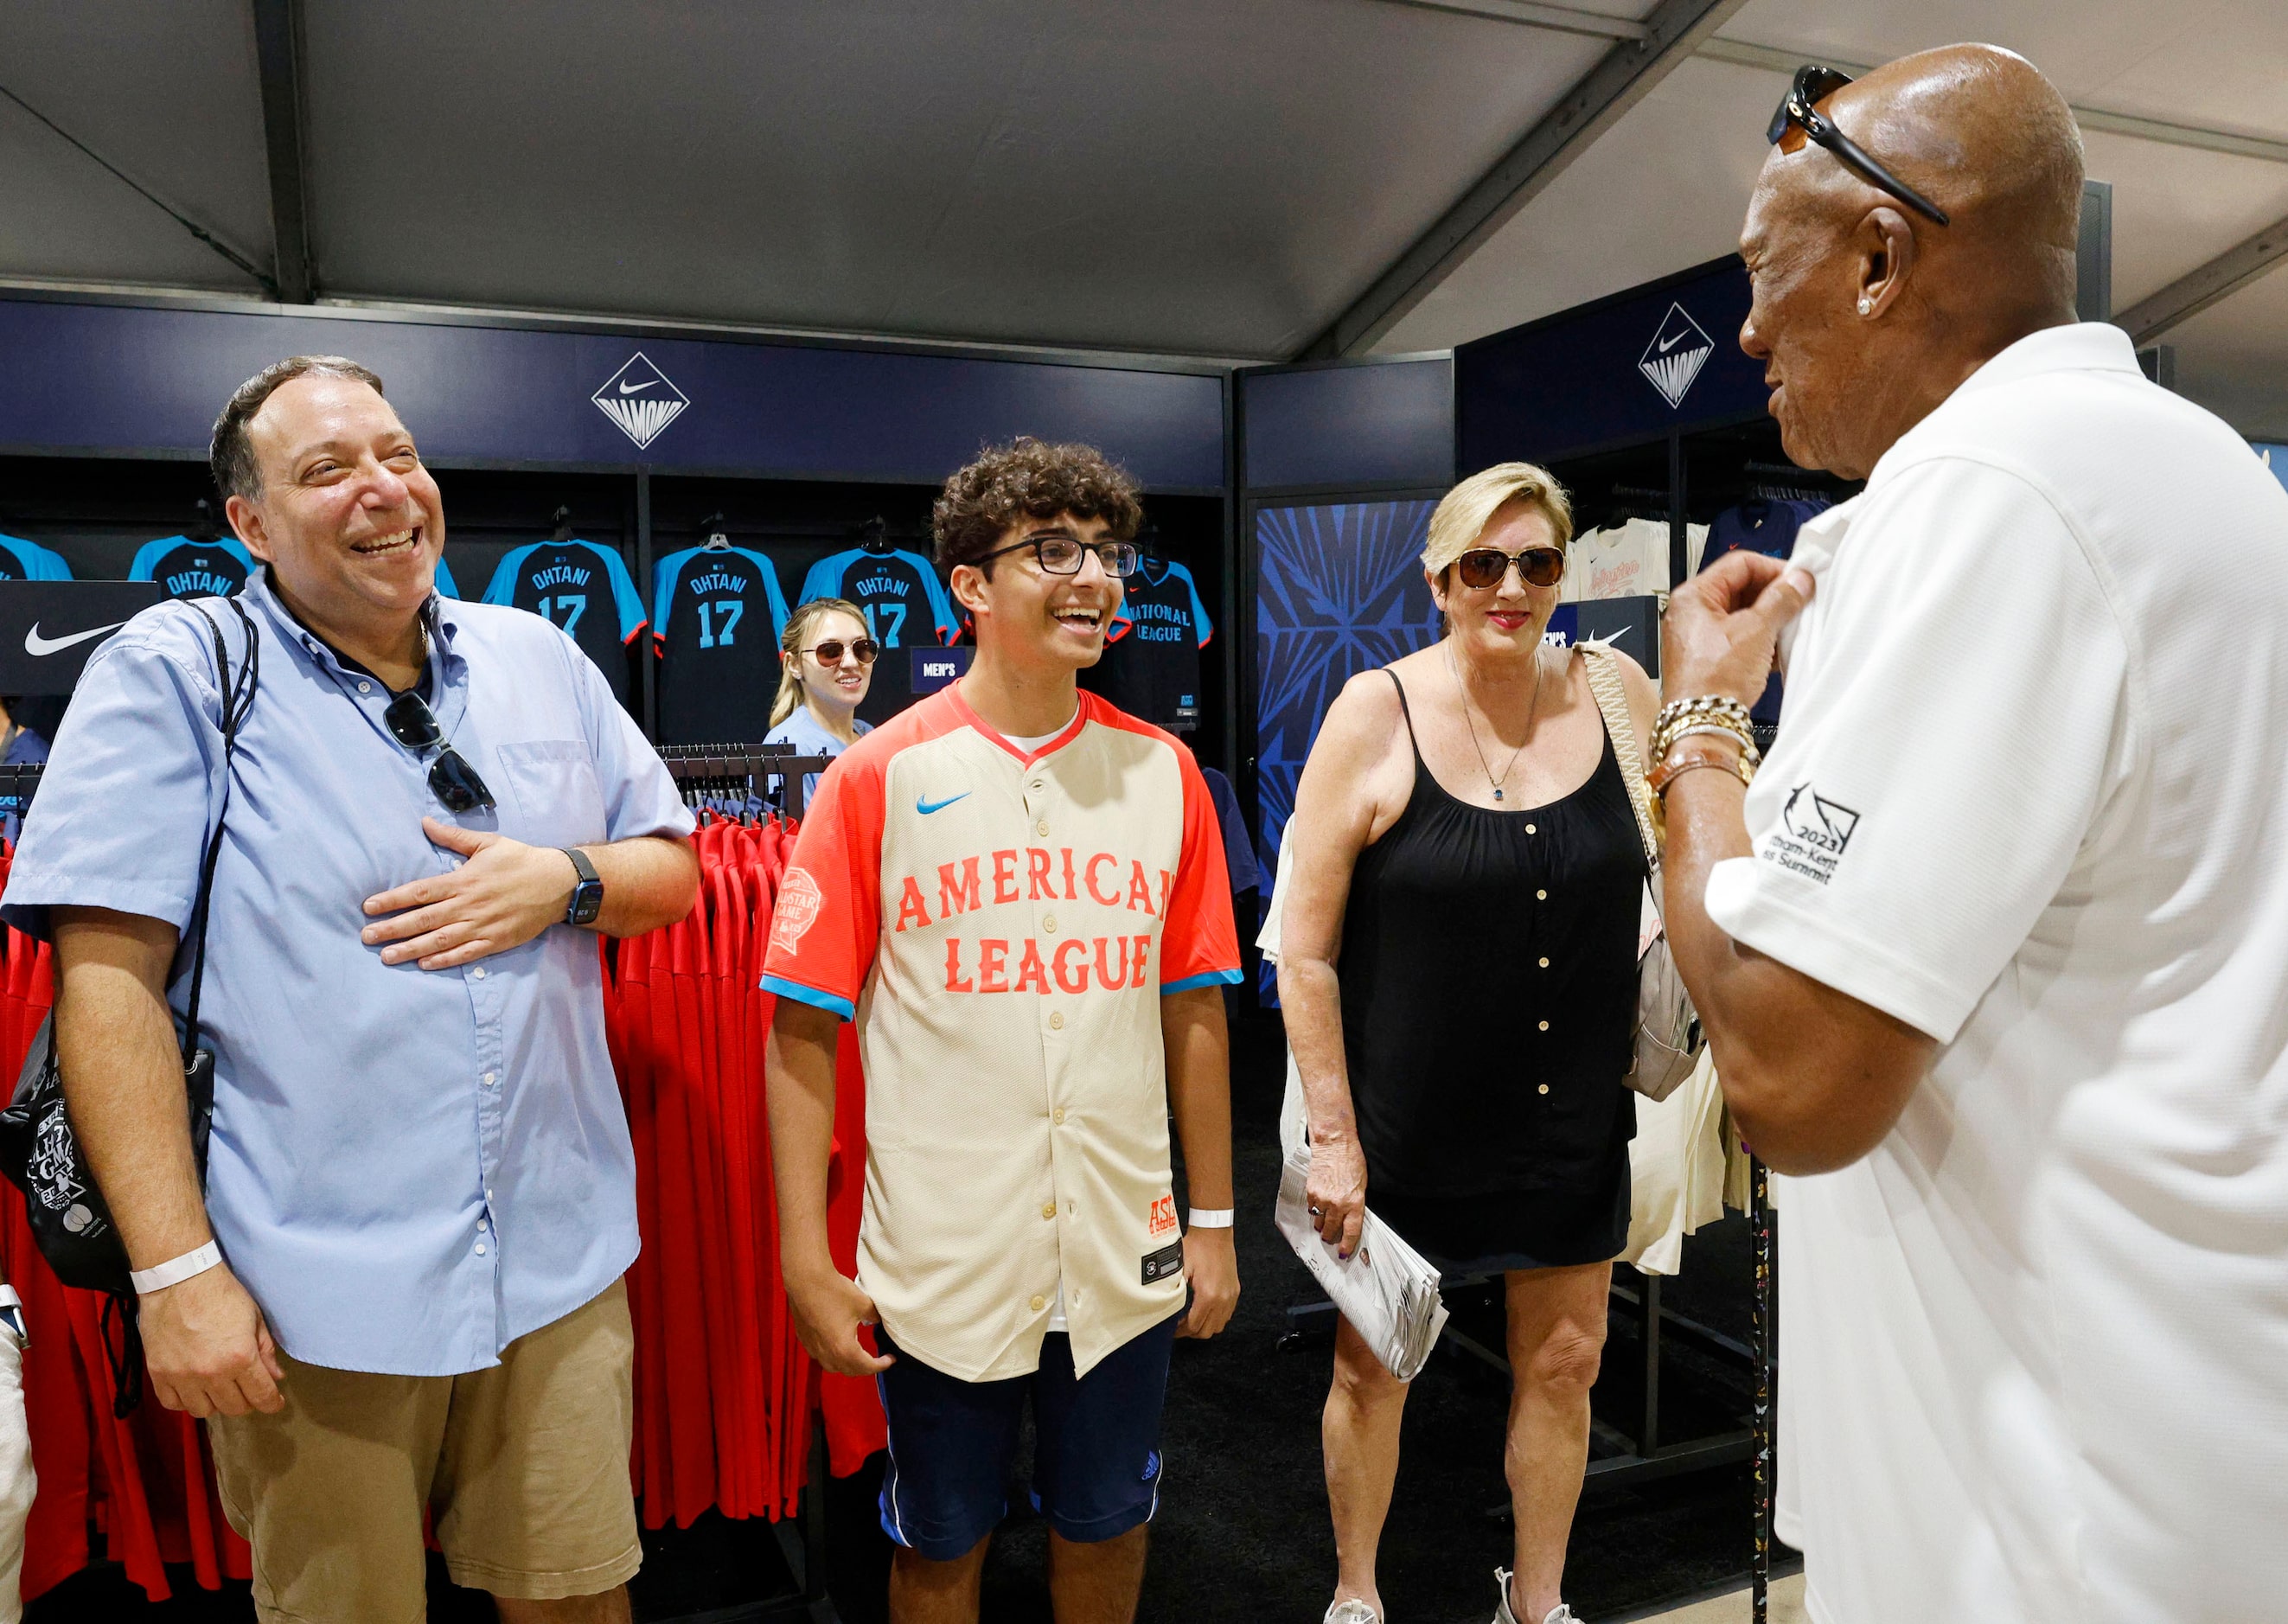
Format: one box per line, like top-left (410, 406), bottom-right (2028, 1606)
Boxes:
top-left (1663, 552), bottom-right (1815, 711)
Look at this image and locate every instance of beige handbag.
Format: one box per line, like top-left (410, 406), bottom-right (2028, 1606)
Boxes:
top-left (1580, 643), bottom-right (1703, 1103)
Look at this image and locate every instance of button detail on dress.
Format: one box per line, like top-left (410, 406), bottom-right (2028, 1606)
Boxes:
top-left (1048, 1012), bottom-right (1064, 1031)
top-left (1525, 823), bottom-right (1537, 834)
top-left (1536, 889), bottom-right (1548, 900)
top-left (1538, 957), bottom-right (1550, 968)
top-left (1538, 1084), bottom-right (1550, 1096)
top-left (1035, 820), bottom-right (1051, 839)
top-left (1042, 915), bottom-right (1057, 933)
top-left (1029, 1295), bottom-right (1046, 1313)
top-left (1053, 1108), bottom-right (1066, 1125)
top-left (1538, 1020), bottom-right (1550, 1031)
top-left (1041, 1202), bottom-right (1058, 1220)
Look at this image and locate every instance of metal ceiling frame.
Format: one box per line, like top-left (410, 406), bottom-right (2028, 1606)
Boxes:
top-left (251, 0), bottom-right (315, 303)
top-left (1303, 0), bottom-right (1752, 358)
top-left (1695, 38), bottom-right (2288, 168)
top-left (1368, 0), bottom-right (1647, 44)
top-left (2117, 211), bottom-right (2288, 342)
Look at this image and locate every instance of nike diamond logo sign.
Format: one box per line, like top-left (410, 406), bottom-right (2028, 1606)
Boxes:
top-left (917, 792), bottom-right (970, 815)
top-left (25, 620), bottom-right (129, 656)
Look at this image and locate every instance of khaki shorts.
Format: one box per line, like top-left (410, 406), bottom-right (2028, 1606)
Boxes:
top-left (210, 1278), bottom-right (640, 1622)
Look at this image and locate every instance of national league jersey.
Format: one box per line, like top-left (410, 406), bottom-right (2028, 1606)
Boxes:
top-left (1083, 558), bottom-right (1211, 731)
top-left (0, 535), bottom-right (73, 582)
top-left (653, 545), bottom-right (793, 745)
top-left (128, 534), bottom-right (254, 600)
top-left (481, 540), bottom-right (648, 704)
top-left (761, 687), bottom-right (1240, 1382)
top-left (797, 547), bottom-right (957, 649)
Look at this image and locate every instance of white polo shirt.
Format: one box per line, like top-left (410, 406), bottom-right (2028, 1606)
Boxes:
top-left (1703, 323), bottom-right (2288, 1623)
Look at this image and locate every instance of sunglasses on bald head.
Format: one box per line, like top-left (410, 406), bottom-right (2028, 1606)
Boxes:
top-left (1453, 547), bottom-right (1566, 591)
top-left (1767, 64), bottom-right (1951, 227)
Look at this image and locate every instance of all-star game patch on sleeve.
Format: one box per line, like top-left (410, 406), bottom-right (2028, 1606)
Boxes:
top-left (762, 745), bottom-right (888, 1020)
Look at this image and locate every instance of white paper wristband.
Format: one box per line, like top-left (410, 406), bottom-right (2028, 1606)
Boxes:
top-left (131, 1241), bottom-right (223, 1295)
top-left (1186, 1208), bottom-right (1235, 1229)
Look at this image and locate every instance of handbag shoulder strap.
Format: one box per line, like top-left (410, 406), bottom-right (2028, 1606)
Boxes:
top-left (1579, 642), bottom-right (1658, 871)
top-left (179, 598), bottom-right (258, 1061)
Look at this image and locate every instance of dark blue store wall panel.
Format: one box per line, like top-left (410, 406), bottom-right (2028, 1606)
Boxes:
top-left (1458, 256), bottom-right (1767, 468)
top-left (0, 297), bottom-right (1225, 490)
top-left (1253, 498), bottom-right (1440, 998)
top-left (1242, 358), bottom-right (1452, 492)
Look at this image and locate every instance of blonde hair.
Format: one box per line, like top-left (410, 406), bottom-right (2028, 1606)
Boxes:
top-left (770, 598), bottom-right (868, 730)
top-left (1420, 462), bottom-right (1575, 585)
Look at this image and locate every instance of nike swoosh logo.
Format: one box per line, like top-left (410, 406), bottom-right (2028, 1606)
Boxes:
top-left (917, 792), bottom-right (970, 815)
top-left (1658, 332), bottom-right (1687, 352)
top-left (617, 379), bottom-right (658, 394)
top-left (25, 619), bottom-right (129, 656)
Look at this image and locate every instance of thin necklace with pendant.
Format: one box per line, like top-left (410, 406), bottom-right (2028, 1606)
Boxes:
top-left (1448, 639), bottom-right (1543, 802)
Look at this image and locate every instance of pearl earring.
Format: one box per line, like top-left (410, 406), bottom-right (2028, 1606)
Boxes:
top-left (1857, 297), bottom-right (1874, 315)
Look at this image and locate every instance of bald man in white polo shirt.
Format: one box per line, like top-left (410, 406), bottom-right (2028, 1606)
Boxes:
top-left (1657, 46), bottom-right (2288, 1624)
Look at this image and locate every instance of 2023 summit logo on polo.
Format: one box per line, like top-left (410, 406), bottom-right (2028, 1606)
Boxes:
top-left (1764, 783), bottom-right (1861, 886)
top-left (1639, 303), bottom-right (1714, 408)
top-left (592, 353), bottom-right (690, 449)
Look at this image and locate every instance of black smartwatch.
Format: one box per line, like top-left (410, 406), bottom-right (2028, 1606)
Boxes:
top-left (560, 847), bottom-right (604, 927)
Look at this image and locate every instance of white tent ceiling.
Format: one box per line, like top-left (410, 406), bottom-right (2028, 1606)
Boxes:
top-left (2, 0), bottom-right (2285, 435)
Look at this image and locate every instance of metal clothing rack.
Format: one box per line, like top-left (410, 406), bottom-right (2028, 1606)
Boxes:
top-left (658, 742), bottom-right (835, 822)
top-left (0, 763), bottom-right (45, 812)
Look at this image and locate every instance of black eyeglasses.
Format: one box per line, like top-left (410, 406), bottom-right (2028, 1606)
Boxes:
top-left (1767, 65), bottom-right (1951, 227)
top-left (977, 535), bottom-right (1141, 577)
top-left (805, 638), bottom-right (879, 666)
top-left (383, 690), bottom-right (495, 813)
top-left (1454, 547), bottom-right (1567, 591)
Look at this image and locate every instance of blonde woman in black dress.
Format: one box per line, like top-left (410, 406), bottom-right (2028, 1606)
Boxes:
top-left (1280, 464), bottom-right (1658, 1624)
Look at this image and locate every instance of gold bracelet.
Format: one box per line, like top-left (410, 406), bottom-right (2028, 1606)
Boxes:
top-left (1650, 694), bottom-right (1756, 764)
top-left (1648, 744), bottom-right (1755, 841)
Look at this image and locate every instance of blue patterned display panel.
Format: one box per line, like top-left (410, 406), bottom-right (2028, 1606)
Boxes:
top-left (1254, 500), bottom-right (1441, 999)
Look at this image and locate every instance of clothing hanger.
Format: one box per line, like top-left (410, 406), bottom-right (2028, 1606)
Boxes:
top-left (1134, 524), bottom-right (1164, 566)
top-left (550, 506), bottom-right (574, 543)
top-left (189, 497), bottom-right (221, 544)
top-left (860, 515), bottom-right (892, 554)
top-left (700, 512), bottom-right (732, 551)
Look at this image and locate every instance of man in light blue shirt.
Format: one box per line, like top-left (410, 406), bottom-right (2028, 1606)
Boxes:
top-left (3, 355), bottom-right (698, 1623)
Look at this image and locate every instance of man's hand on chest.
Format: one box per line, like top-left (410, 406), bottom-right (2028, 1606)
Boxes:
top-left (361, 815), bottom-right (579, 971)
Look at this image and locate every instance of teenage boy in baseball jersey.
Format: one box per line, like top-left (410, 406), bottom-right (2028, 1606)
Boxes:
top-left (764, 438), bottom-right (1241, 1624)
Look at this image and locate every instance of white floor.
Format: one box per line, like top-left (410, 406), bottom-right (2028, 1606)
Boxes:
top-left (1629, 1572), bottom-right (1805, 1623)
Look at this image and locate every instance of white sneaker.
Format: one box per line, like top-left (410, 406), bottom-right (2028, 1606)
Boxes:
top-left (1490, 1567), bottom-right (1581, 1624)
top-left (1325, 1601), bottom-right (1382, 1624)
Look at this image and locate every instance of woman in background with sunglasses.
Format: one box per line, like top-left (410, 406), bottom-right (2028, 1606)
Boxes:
top-left (1278, 463), bottom-right (1658, 1624)
top-left (764, 596), bottom-right (877, 810)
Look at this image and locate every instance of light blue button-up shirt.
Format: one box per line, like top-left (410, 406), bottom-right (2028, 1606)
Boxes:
top-left (3, 570), bottom-right (693, 1375)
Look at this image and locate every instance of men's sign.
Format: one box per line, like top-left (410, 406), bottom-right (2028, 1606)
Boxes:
top-left (0, 582), bottom-right (164, 693)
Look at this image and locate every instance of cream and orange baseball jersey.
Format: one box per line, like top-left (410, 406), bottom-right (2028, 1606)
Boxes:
top-left (763, 686), bottom-right (1240, 1381)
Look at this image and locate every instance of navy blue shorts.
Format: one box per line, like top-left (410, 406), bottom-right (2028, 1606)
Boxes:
top-left (874, 1313), bottom-right (1179, 1562)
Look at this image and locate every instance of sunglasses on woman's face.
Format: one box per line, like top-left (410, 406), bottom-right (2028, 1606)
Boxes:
top-left (807, 638), bottom-right (879, 666)
top-left (383, 691), bottom-right (495, 813)
top-left (1454, 547), bottom-right (1567, 591)
top-left (1767, 64), bottom-right (1951, 226)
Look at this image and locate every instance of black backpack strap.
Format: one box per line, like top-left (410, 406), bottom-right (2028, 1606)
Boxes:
top-left (180, 598), bottom-right (258, 1063)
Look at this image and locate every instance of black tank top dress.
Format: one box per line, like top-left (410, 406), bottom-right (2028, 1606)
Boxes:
top-left (1336, 668), bottom-right (1645, 1273)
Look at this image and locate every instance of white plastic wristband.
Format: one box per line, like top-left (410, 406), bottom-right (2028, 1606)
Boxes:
top-left (131, 1241), bottom-right (223, 1295)
top-left (1186, 1208), bottom-right (1235, 1229)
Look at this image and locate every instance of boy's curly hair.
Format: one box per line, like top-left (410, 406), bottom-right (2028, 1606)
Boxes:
top-left (932, 437), bottom-right (1142, 573)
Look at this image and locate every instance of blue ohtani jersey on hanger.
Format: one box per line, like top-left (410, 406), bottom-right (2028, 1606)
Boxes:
top-left (797, 547), bottom-right (957, 649)
top-left (1083, 557), bottom-right (1211, 730)
top-left (0, 535), bottom-right (73, 581)
top-left (652, 545), bottom-right (792, 744)
top-left (129, 534), bottom-right (254, 600)
top-left (481, 540), bottom-right (648, 703)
